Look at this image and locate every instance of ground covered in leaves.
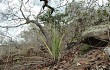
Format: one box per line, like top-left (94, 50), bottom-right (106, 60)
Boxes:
top-left (0, 44), bottom-right (110, 70)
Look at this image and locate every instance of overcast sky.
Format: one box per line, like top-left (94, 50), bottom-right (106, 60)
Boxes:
top-left (0, 0), bottom-right (108, 41)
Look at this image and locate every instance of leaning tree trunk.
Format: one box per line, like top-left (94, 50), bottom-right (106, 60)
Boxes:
top-left (30, 20), bottom-right (50, 48)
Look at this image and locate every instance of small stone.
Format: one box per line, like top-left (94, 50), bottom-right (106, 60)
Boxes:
top-left (99, 68), bottom-right (103, 70)
top-left (77, 62), bottom-right (81, 66)
top-left (60, 60), bottom-right (66, 64)
top-left (58, 69), bottom-right (63, 70)
top-left (102, 65), bottom-right (106, 68)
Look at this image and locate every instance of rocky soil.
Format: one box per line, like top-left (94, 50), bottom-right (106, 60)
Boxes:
top-left (0, 44), bottom-right (110, 70)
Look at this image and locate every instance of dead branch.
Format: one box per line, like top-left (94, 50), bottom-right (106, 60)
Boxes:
top-left (0, 23), bottom-right (27, 28)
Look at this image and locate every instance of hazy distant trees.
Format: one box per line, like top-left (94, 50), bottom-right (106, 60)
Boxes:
top-left (0, 0), bottom-right (110, 47)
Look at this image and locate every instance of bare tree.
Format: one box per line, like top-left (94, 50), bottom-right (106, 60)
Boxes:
top-left (0, 0), bottom-right (50, 43)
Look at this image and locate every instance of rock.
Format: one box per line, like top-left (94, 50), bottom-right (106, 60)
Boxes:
top-left (104, 47), bottom-right (110, 56)
top-left (82, 24), bottom-right (110, 39)
top-left (102, 65), bottom-right (106, 69)
top-left (77, 60), bottom-right (89, 65)
top-left (99, 68), bottom-right (103, 70)
top-left (81, 24), bottom-right (110, 47)
top-left (77, 62), bottom-right (81, 66)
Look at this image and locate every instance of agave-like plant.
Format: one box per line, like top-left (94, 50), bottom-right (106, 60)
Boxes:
top-left (52, 28), bottom-right (64, 62)
top-left (39, 32), bottom-right (53, 56)
top-left (39, 27), bottom-right (64, 62)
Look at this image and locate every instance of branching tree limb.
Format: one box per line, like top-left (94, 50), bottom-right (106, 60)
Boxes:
top-left (0, 0), bottom-right (49, 44)
top-left (19, 0), bottom-right (49, 42)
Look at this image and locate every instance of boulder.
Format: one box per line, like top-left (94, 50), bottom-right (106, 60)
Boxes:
top-left (81, 24), bottom-right (110, 47)
top-left (66, 24), bottom-right (110, 50)
top-left (82, 24), bottom-right (110, 39)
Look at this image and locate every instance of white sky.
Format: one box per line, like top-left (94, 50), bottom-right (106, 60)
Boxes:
top-left (0, 0), bottom-right (108, 41)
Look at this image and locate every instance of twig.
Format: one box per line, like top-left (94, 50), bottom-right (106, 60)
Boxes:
top-left (0, 23), bottom-right (27, 28)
